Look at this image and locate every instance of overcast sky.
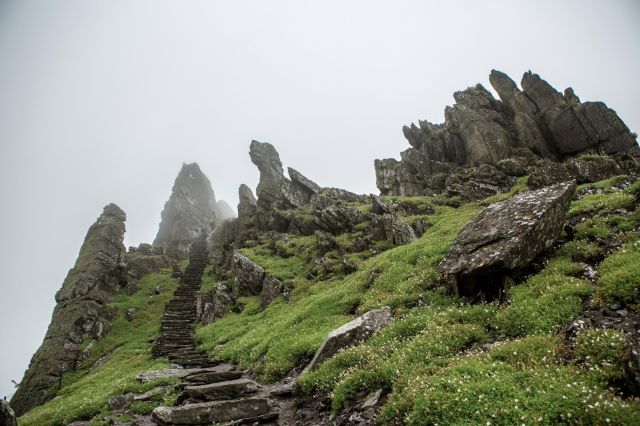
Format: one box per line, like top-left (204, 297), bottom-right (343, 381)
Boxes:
top-left (1, 0), bottom-right (639, 400)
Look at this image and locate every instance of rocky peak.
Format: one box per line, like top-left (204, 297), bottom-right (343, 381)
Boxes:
top-left (154, 162), bottom-right (220, 258)
top-left (375, 69), bottom-right (638, 199)
top-left (217, 200), bottom-right (237, 221)
top-left (12, 204), bottom-right (128, 416)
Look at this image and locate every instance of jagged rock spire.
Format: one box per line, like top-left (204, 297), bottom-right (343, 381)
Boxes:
top-left (12, 204), bottom-right (127, 416)
top-left (154, 162), bottom-right (220, 258)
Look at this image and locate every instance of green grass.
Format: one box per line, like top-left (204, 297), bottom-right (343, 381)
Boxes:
top-left (196, 204), bottom-right (481, 382)
top-left (495, 258), bottom-right (592, 337)
top-left (574, 328), bottom-right (626, 384)
top-left (595, 240), bottom-right (640, 306)
top-left (19, 273), bottom-right (179, 425)
top-left (568, 192), bottom-right (634, 218)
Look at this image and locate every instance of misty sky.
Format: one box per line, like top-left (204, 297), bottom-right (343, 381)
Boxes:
top-left (1, 0), bottom-right (639, 399)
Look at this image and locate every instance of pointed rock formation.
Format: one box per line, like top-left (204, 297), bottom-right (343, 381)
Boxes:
top-left (154, 163), bottom-right (220, 258)
top-left (249, 140), bottom-right (321, 210)
top-left (375, 70), bottom-right (638, 199)
top-left (216, 200), bottom-right (236, 220)
top-left (12, 204), bottom-right (127, 416)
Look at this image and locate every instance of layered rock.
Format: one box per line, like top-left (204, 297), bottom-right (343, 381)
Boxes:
top-left (439, 181), bottom-right (576, 300)
top-left (376, 70), bottom-right (638, 199)
top-left (154, 163), bottom-right (221, 258)
top-left (12, 204), bottom-right (127, 415)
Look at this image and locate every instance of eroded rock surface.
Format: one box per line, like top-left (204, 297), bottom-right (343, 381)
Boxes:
top-left (12, 204), bottom-right (127, 416)
top-left (439, 181), bottom-right (576, 300)
top-left (0, 400), bottom-right (17, 426)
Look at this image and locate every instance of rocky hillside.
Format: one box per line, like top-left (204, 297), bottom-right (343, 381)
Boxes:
top-left (7, 70), bottom-right (640, 426)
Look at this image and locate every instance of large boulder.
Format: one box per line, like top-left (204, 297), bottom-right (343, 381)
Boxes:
top-left (152, 398), bottom-right (275, 425)
top-left (0, 401), bottom-right (17, 426)
top-left (260, 276), bottom-right (284, 310)
top-left (371, 214), bottom-right (417, 246)
top-left (197, 283), bottom-right (233, 324)
top-left (438, 181), bottom-right (576, 300)
top-left (232, 252), bottom-right (265, 298)
top-left (154, 163), bottom-right (220, 258)
top-left (304, 307), bottom-right (393, 372)
top-left (12, 204), bottom-right (127, 416)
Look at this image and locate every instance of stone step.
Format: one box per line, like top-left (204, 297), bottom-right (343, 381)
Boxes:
top-left (152, 398), bottom-right (275, 425)
top-left (183, 370), bottom-right (243, 384)
top-left (184, 378), bottom-right (258, 401)
top-left (138, 364), bottom-right (234, 382)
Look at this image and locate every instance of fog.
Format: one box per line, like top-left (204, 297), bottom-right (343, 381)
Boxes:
top-left (1, 0), bottom-right (639, 400)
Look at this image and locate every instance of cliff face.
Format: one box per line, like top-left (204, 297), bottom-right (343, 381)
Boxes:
top-left (11, 204), bottom-right (127, 416)
top-left (153, 163), bottom-right (221, 258)
top-left (375, 70), bottom-right (638, 199)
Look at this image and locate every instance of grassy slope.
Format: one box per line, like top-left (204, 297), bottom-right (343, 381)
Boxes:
top-left (197, 176), bottom-right (640, 424)
top-left (19, 271), bottom-right (179, 426)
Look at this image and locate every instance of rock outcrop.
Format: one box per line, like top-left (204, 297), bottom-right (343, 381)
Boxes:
top-left (375, 70), bottom-right (638, 199)
top-left (154, 163), bottom-right (221, 258)
top-left (439, 181), bottom-right (576, 300)
top-left (12, 204), bottom-right (127, 416)
top-left (0, 400), bottom-right (17, 426)
top-left (304, 307), bottom-right (393, 372)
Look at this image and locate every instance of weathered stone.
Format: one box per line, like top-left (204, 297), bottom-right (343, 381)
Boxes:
top-left (288, 167), bottom-right (321, 195)
top-left (108, 393), bottom-right (133, 412)
top-left (183, 370), bottom-right (243, 384)
top-left (197, 283), bottom-right (232, 325)
top-left (314, 204), bottom-right (365, 235)
top-left (232, 252), bottom-right (265, 298)
top-left (496, 158), bottom-right (527, 177)
top-left (152, 398), bottom-right (274, 425)
top-left (527, 160), bottom-right (573, 190)
top-left (125, 252), bottom-right (168, 279)
top-left (521, 70), bottom-right (562, 111)
top-left (0, 400), bottom-right (17, 426)
top-left (184, 378), bottom-right (258, 401)
top-left (304, 307), bottom-right (392, 372)
top-left (565, 155), bottom-right (620, 184)
top-left (438, 181), bottom-right (576, 300)
top-left (137, 243), bottom-right (154, 254)
top-left (12, 204), bottom-right (127, 416)
top-left (371, 195), bottom-right (392, 215)
top-left (371, 214), bottom-right (417, 246)
top-left (137, 364), bottom-right (235, 383)
top-left (154, 163), bottom-right (220, 258)
top-left (125, 308), bottom-right (137, 322)
top-left (260, 276), bottom-right (284, 310)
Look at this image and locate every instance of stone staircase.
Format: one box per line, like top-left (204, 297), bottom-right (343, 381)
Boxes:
top-left (152, 238), bottom-right (215, 368)
top-left (151, 364), bottom-right (279, 425)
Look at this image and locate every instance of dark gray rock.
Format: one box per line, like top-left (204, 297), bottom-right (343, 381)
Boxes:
top-left (0, 400), bottom-right (17, 426)
top-left (11, 204), bottom-right (127, 416)
top-left (439, 181), bottom-right (576, 300)
top-left (371, 214), bottom-right (417, 246)
top-left (527, 160), bottom-right (573, 190)
top-left (152, 398), bottom-right (275, 424)
top-left (371, 195), bottom-right (392, 215)
top-left (125, 252), bottom-right (168, 279)
top-left (153, 163), bottom-right (220, 258)
top-left (137, 364), bottom-right (235, 383)
top-left (197, 283), bottom-right (232, 325)
top-left (304, 307), bottom-right (393, 372)
top-left (260, 276), bottom-right (284, 310)
top-left (232, 252), bottom-right (265, 298)
top-left (288, 167), bottom-right (321, 195)
top-left (108, 393), bottom-right (133, 412)
top-left (314, 230), bottom-right (338, 255)
top-left (565, 155), bottom-right (620, 184)
top-left (184, 378), bottom-right (258, 401)
top-left (125, 308), bottom-right (137, 322)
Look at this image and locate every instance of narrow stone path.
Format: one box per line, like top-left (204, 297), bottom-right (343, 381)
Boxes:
top-left (153, 238), bottom-right (214, 368)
